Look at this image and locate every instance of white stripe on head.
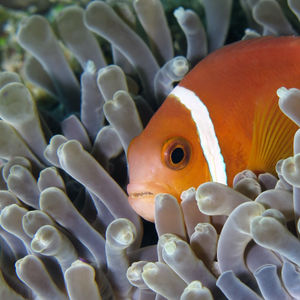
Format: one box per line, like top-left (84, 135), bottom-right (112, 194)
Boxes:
top-left (171, 85), bottom-right (227, 184)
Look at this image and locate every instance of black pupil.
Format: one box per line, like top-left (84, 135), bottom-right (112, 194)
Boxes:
top-left (171, 147), bottom-right (185, 164)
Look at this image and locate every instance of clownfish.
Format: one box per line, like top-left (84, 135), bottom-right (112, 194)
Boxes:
top-left (127, 36), bottom-right (300, 222)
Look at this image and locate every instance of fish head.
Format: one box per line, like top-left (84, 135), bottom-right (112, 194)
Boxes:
top-left (127, 93), bottom-right (211, 222)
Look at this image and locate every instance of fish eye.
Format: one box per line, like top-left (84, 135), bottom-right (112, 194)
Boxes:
top-left (162, 137), bottom-right (191, 170)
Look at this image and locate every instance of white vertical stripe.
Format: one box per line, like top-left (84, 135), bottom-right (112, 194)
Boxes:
top-left (171, 85), bottom-right (227, 184)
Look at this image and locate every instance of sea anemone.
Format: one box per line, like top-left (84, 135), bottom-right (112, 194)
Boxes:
top-left (0, 0), bottom-right (300, 299)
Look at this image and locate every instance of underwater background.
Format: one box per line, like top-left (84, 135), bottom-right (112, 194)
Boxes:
top-left (0, 0), bottom-right (300, 299)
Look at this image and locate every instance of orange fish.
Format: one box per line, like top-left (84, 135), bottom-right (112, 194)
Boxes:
top-left (127, 36), bottom-right (300, 222)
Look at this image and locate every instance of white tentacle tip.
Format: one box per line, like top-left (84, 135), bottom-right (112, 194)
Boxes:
top-left (281, 154), bottom-right (300, 187)
top-left (276, 87), bottom-right (290, 98)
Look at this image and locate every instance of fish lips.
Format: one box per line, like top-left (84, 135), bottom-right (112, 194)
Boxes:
top-left (127, 182), bottom-right (176, 222)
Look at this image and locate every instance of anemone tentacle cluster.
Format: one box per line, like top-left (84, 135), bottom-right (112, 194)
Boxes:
top-left (0, 0), bottom-right (300, 299)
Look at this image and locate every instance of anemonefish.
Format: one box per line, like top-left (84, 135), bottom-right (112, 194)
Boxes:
top-left (127, 36), bottom-right (300, 222)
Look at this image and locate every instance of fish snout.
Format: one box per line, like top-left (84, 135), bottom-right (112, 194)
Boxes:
top-left (127, 182), bottom-right (176, 222)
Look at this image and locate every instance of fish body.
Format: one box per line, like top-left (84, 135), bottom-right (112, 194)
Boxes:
top-left (127, 36), bottom-right (300, 222)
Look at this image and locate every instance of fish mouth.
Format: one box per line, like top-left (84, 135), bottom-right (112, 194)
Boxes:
top-left (129, 191), bottom-right (155, 199)
top-left (127, 182), bottom-right (171, 198)
top-left (127, 182), bottom-right (175, 222)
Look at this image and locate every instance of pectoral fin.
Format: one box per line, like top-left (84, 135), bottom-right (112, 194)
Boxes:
top-left (247, 97), bottom-right (297, 174)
